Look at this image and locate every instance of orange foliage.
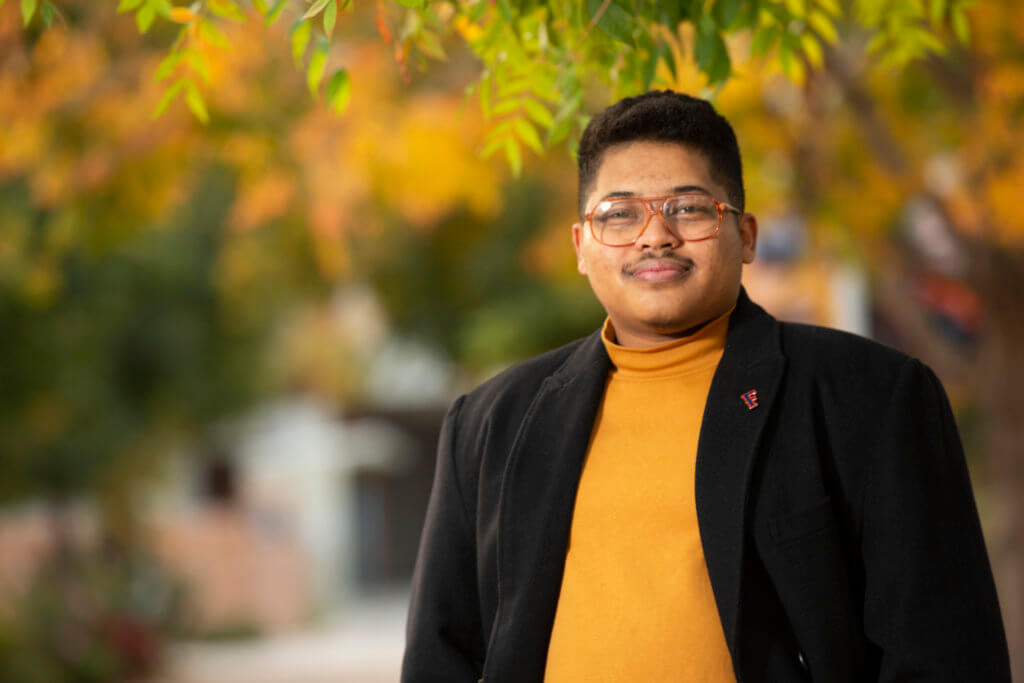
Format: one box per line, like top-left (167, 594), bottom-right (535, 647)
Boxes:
top-left (0, 1), bottom-right (508, 291)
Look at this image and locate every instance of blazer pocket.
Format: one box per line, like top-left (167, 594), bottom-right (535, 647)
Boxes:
top-left (768, 497), bottom-right (835, 546)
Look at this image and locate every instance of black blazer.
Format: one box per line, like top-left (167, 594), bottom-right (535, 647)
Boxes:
top-left (402, 290), bottom-right (1010, 682)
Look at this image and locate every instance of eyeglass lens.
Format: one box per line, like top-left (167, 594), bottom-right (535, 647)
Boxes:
top-left (592, 194), bottom-right (719, 245)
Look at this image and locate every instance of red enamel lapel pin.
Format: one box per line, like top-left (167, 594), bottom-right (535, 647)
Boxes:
top-left (741, 389), bottom-right (759, 410)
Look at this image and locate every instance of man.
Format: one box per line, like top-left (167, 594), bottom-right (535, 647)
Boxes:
top-left (401, 90), bottom-right (1010, 682)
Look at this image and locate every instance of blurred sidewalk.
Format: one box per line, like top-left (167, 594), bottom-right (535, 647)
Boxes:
top-left (160, 587), bottom-right (408, 683)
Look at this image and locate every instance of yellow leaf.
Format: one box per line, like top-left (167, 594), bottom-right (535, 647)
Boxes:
top-left (816, 0), bottom-right (841, 17)
top-left (169, 7), bottom-right (196, 23)
top-left (306, 45), bottom-right (328, 97)
top-left (453, 14), bottom-right (483, 42)
top-left (808, 9), bottom-right (838, 43)
top-left (504, 137), bottom-right (522, 176)
top-left (801, 32), bottom-right (823, 67)
top-left (185, 81), bottom-right (209, 123)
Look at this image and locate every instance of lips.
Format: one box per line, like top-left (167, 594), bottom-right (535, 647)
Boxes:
top-left (625, 257), bottom-right (693, 282)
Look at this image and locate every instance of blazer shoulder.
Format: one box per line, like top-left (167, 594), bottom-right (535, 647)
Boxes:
top-left (778, 321), bottom-right (915, 374)
top-left (773, 321), bottom-right (940, 406)
top-left (458, 333), bottom-right (599, 420)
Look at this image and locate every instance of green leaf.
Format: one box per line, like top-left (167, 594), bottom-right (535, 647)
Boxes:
top-left (711, 0), bottom-right (745, 29)
top-left (513, 117), bottom-right (544, 154)
top-left (265, 0), bottom-right (288, 24)
top-left (416, 28), bottom-right (447, 60)
top-left (547, 95), bottom-right (580, 147)
top-left (492, 98), bottom-right (521, 116)
top-left (394, 0), bottom-right (421, 6)
top-left (291, 19), bottom-right (312, 66)
top-left (306, 42), bottom-right (328, 97)
top-left (252, 0), bottom-right (268, 13)
top-left (209, 0), bottom-right (246, 21)
top-left (325, 68), bottom-right (351, 113)
top-left (185, 81), bottom-right (210, 123)
top-left (323, 0), bottom-right (337, 39)
top-left (914, 27), bottom-right (947, 54)
top-left (929, 0), bottom-right (947, 25)
top-left (21, 0), bottom-right (37, 26)
top-left (479, 74), bottom-right (492, 118)
top-left (864, 31), bottom-right (887, 56)
top-left (153, 50), bottom-right (187, 81)
top-left (602, 3), bottom-right (635, 43)
top-left (951, 6), bottom-right (970, 43)
top-left (750, 25), bottom-right (777, 56)
top-left (188, 51), bottom-right (211, 83)
top-left (152, 0), bottom-right (172, 17)
top-left (117, 0), bottom-right (145, 12)
top-left (151, 79), bottom-right (186, 119)
top-left (302, 0), bottom-right (331, 20)
top-left (547, 114), bottom-right (571, 146)
top-left (496, 77), bottom-right (530, 98)
top-left (40, 1), bottom-right (54, 26)
top-left (200, 19), bottom-right (232, 48)
top-left (504, 137), bottom-right (522, 176)
top-left (468, 0), bottom-right (488, 21)
top-left (778, 32), bottom-right (802, 79)
top-left (695, 14), bottom-right (730, 84)
top-left (480, 130), bottom-right (507, 159)
top-left (523, 98), bottom-right (553, 128)
top-left (136, 4), bottom-right (156, 33)
top-left (731, 1), bottom-right (759, 30)
top-left (708, 44), bottom-right (732, 84)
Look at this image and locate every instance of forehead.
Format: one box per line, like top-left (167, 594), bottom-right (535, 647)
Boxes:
top-left (589, 141), bottom-right (718, 198)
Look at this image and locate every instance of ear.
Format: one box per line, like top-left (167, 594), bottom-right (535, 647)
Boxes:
top-left (572, 222), bottom-right (588, 275)
top-left (738, 212), bottom-right (758, 264)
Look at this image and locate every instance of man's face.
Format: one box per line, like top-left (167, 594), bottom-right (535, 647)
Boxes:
top-left (572, 141), bottom-right (757, 348)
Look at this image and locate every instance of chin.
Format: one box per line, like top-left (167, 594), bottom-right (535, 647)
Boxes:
top-left (638, 309), bottom-right (699, 334)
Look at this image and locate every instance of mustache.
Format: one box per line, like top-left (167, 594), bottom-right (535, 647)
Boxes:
top-left (622, 252), bottom-right (694, 276)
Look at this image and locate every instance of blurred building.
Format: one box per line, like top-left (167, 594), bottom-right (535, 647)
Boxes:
top-left (146, 394), bottom-right (446, 635)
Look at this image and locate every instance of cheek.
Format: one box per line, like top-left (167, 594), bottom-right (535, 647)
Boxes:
top-left (581, 242), bottom-right (615, 273)
top-left (696, 236), bottom-right (741, 271)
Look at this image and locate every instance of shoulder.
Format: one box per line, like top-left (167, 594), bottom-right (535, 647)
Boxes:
top-left (777, 320), bottom-right (917, 380)
top-left (453, 332), bottom-right (602, 428)
top-left (770, 320), bottom-right (949, 426)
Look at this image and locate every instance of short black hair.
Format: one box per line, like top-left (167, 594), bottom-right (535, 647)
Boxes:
top-left (576, 90), bottom-right (745, 218)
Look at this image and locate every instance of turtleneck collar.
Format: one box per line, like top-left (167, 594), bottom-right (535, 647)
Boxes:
top-left (601, 306), bottom-right (734, 379)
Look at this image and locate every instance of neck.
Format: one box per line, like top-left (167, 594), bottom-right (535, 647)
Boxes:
top-left (611, 317), bottom-right (718, 349)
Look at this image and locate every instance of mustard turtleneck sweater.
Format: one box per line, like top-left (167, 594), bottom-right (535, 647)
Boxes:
top-left (543, 308), bottom-right (736, 682)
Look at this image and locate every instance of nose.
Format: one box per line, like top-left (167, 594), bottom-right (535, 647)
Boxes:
top-left (635, 206), bottom-right (682, 250)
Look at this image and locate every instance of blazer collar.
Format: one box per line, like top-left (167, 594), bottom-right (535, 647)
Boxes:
top-left (483, 328), bottom-right (611, 682)
top-left (695, 288), bottom-right (786, 664)
top-left (484, 287), bottom-right (783, 681)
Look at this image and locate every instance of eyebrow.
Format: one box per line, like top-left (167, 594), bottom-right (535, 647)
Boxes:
top-left (599, 185), bottom-right (712, 201)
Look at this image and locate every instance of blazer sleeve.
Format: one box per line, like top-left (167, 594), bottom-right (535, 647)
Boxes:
top-left (860, 358), bottom-right (1011, 681)
top-left (402, 394), bottom-right (486, 682)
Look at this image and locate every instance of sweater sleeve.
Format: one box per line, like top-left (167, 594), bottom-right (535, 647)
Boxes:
top-left (860, 358), bottom-right (1010, 681)
top-left (402, 394), bottom-right (486, 682)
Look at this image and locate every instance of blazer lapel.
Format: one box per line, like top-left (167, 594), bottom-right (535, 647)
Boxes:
top-left (484, 332), bottom-right (612, 683)
top-left (695, 289), bottom-right (786, 665)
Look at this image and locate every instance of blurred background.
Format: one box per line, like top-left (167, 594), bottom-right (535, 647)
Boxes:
top-left (1, 1), bottom-right (1022, 681)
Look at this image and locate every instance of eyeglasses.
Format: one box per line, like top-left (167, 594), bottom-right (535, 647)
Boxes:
top-left (583, 192), bottom-right (742, 247)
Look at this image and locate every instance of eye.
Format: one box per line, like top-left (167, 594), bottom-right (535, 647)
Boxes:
top-left (666, 196), bottom-right (716, 219)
